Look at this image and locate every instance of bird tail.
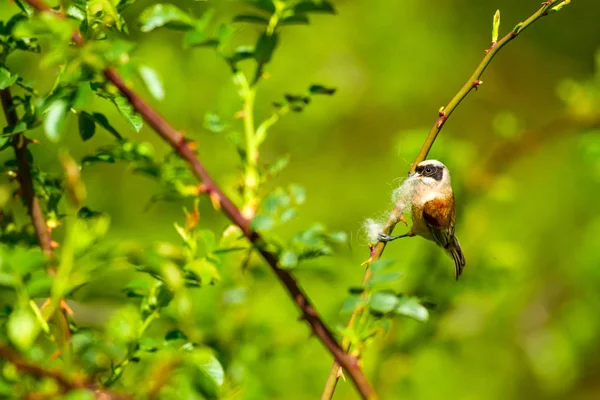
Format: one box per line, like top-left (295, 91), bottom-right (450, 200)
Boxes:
top-left (446, 236), bottom-right (466, 280)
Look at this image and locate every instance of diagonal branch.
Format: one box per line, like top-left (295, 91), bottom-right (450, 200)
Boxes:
top-left (22, 1), bottom-right (377, 398)
top-left (320, 0), bottom-right (572, 398)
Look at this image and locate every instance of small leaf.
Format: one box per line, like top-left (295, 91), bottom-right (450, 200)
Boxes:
top-left (247, 0), bottom-right (276, 13)
top-left (279, 208), bottom-right (297, 223)
top-left (370, 259), bottom-right (395, 273)
top-left (138, 65), bottom-right (165, 101)
top-left (250, 215), bottom-right (274, 231)
top-left (551, 0), bottom-right (571, 12)
top-left (44, 99), bottom-right (69, 142)
top-left (341, 295), bottom-right (365, 313)
top-left (293, 1), bottom-right (336, 15)
top-left (233, 15), bottom-right (269, 25)
top-left (8, 308), bottom-right (40, 351)
top-left (254, 32), bottom-right (278, 65)
top-left (165, 329), bottom-right (188, 342)
top-left (369, 292), bottom-right (398, 314)
top-left (327, 231), bottom-right (348, 244)
top-left (186, 258), bottom-right (221, 284)
top-left (289, 183), bottom-right (306, 204)
top-left (204, 112), bottom-right (226, 133)
top-left (280, 15), bottom-right (310, 26)
top-left (183, 30), bottom-right (219, 48)
top-left (309, 84), bottom-right (336, 95)
top-left (280, 250), bottom-right (298, 268)
top-left (91, 113), bottom-right (122, 139)
top-left (368, 272), bottom-right (403, 286)
top-left (395, 297), bottom-right (429, 322)
top-left (492, 10), bottom-right (500, 44)
top-left (0, 68), bottom-right (19, 90)
top-left (78, 111), bottom-right (96, 141)
top-left (113, 96), bottom-right (143, 132)
top-left (139, 4), bottom-right (195, 32)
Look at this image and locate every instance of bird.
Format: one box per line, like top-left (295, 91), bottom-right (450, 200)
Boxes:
top-left (378, 159), bottom-right (466, 279)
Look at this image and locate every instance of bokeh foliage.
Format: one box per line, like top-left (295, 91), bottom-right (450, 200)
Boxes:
top-left (1, 0), bottom-right (600, 399)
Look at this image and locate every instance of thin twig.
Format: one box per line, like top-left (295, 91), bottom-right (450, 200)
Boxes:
top-left (22, 1), bottom-right (377, 398)
top-left (320, 0), bottom-right (570, 398)
top-left (0, 345), bottom-right (130, 400)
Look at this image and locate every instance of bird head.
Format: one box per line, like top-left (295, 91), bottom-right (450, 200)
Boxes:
top-left (411, 159), bottom-right (451, 187)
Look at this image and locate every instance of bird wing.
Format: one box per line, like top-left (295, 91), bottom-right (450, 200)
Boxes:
top-left (422, 195), bottom-right (455, 247)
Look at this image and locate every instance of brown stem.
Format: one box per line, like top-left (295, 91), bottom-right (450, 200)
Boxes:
top-left (21, 1), bottom-right (377, 398)
top-left (0, 345), bottom-right (130, 400)
top-left (0, 89), bottom-right (54, 262)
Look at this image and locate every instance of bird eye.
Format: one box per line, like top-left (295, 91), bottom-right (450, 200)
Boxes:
top-left (425, 167), bottom-right (432, 174)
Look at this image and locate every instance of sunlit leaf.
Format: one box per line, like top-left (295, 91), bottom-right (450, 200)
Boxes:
top-left (44, 99), bottom-right (69, 142)
top-left (369, 292), bottom-right (398, 314)
top-left (0, 68), bottom-right (19, 90)
top-left (139, 4), bottom-right (195, 32)
top-left (113, 96), bottom-right (143, 132)
top-left (280, 250), bottom-right (298, 268)
top-left (395, 297), bottom-right (429, 322)
top-left (138, 65), bottom-right (165, 101)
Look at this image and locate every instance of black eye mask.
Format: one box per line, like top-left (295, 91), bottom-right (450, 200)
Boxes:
top-left (416, 165), bottom-right (443, 181)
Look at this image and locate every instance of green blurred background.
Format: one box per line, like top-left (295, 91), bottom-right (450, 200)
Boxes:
top-left (2, 0), bottom-right (600, 399)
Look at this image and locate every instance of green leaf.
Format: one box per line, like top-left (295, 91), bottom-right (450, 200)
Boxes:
top-left (138, 65), bottom-right (165, 101)
top-left (233, 15), bottom-right (269, 25)
top-left (327, 231), bottom-right (348, 244)
top-left (44, 99), bottom-right (69, 142)
top-left (8, 308), bottom-right (41, 351)
top-left (91, 113), bottom-right (122, 139)
top-left (309, 84), bottom-right (336, 95)
top-left (280, 15), bottom-right (310, 26)
top-left (123, 278), bottom-right (150, 298)
top-left (247, 0), bottom-right (276, 13)
top-left (368, 272), bottom-right (403, 286)
top-left (341, 295), bottom-right (365, 313)
top-left (279, 208), bottom-right (297, 223)
top-left (107, 305), bottom-right (141, 344)
top-left (369, 292), bottom-right (398, 314)
top-left (113, 96), bottom-right (143, 132)
top-left (395, 297), bottom-right (429, 322)
top-left (78, 111), bottom-right (96, 141)
top-left (492, 10), bottom-right (500, 43)
top-left (370, 259), bottom-right (395, 273)
top-left (293, 1), bottom-right (336, 14)
top-left (0, 68), bottom-right (19, 90)
top-left (186, 258), bottom-right (221, 284)
top-left (165, 329), bottom-right (188, 342)
top-left (184, 30), bottom-right (219, 48)
top-left (204, 112), bottom-right (226, 133)
top-left (254, 32), bottom-right (278, 65)
top-left (250, 215), bottom-right (275, 231)
top-left (289, 184), bottom-right (306, 204)
top-left (280, 250), bottom-right (298, 268)
top-left (139, 4), bottom-right (195, 32)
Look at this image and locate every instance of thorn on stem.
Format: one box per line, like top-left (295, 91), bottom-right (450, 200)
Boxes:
top-left (472, 80), bottom-right (483, 90)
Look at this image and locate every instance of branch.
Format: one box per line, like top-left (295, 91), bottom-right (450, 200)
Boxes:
top-left (22, 1), bottom-right (377, 398)
top-left (321, 0), bottom-right (572, 397)
top-left (0, 89), bottom-right (54, 261)
top-left (0, 345), bottom-right (130, 400)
